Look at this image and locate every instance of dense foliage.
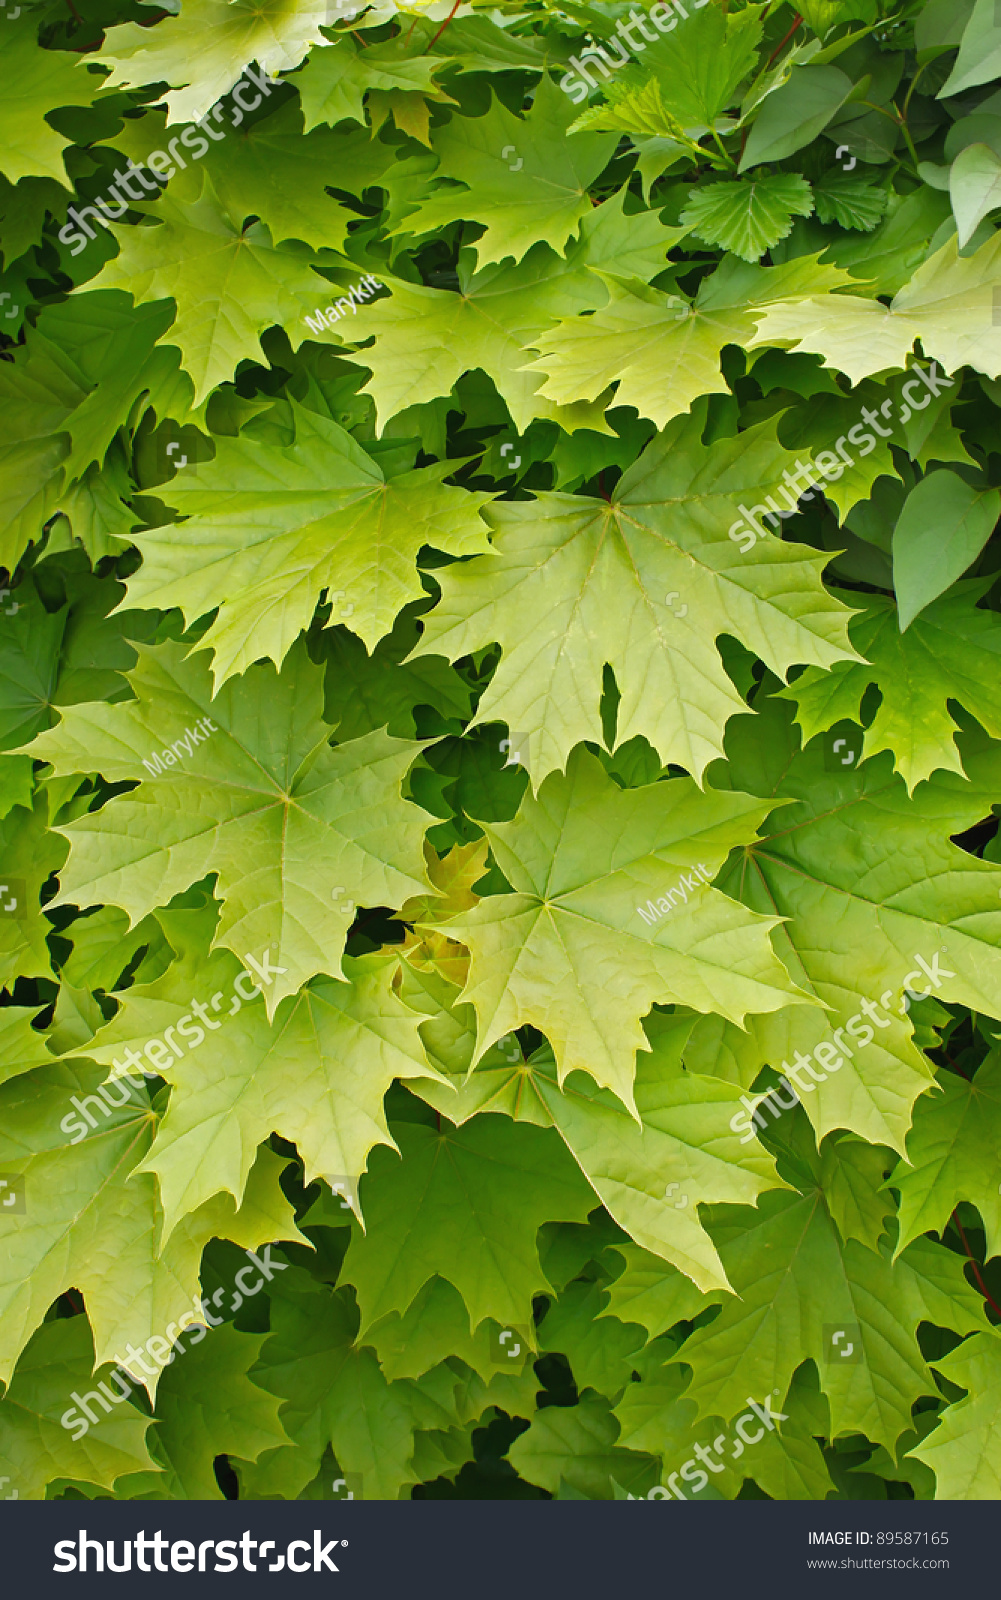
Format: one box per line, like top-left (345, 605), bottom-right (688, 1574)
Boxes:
top-left (1, 0), bottom-right (1001, 1503)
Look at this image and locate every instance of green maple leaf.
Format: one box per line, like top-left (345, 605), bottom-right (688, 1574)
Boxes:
top-left (339, 1110), bottom-right (596, 1334)
top-left (295, 35), bottom-right (452, 131)
top-left (401, 76), bottom-right (617, 267)
top-left (439, 747), bottom-right (807, 1115)
top-left (0, 14), bottom-right (101, 188)
top-left (0, 1054), bottom-right (304, 1386)
top-left (83, 901), bottom-right (446, 1234)
top-left (909, 1331), bottom-right (1001, 1498)
top-left (92, 172), bottom-right (330, 403)
top-left (0, 792), bottom-right (66, 991)
top-left (780, 584), bottom-right (1001, 792)
top-left (616, 1361), bottom-right (835, 1501)
top-left (412, 404), bottom-right (858, 780)
top-left (0, 1318), bottom-right (157, 1501)
top-left (237, 1269), bottom-right (425, 1500)
top-left (130, 1324), bottom-right (288, 1498)
top-left (508, 1392), bottom-right (655, 1499)
top-left (538, 1279), bottom-right (646, 1398)
top-left (673, 1187), bottom-right (986, 1450)
top-left (681, 175), bottom-right (815, 264)
top-left (0, 293), bottom-right (189, 501)
top-left (0, 565), bottom-right (144, 753)
top-left (347, 189), bottom-right (683, 432)
top-left (28, 640), bottom-right (434, 1014)
top-left (747, 232), bottom-right (1001, 384)
top-left (126, 398), bottom-right (492, 684)
top-left (95, 0), bottom-right (332, 126)
top-left (601, 1243), bottom-right (726, 1338)
top-left (686, 695), bottom-right (1001, 1152)
top-left (890, 1056), bottom-right (1001, 1259)
top-left (168, 100), bottom-right (356, 252)
top-left (525, 253), bottom-right (860, 428)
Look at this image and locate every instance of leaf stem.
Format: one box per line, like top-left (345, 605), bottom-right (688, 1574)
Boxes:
top-left (427, 0), bottom-right (462, 50)
top-left (765, 11), bottom-right (802, 69)
top-left (951, 1207), bottom-right (1001, 1319)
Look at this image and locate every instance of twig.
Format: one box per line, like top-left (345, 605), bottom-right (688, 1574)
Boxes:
top-left (765, 11), bottom-right (802, 69)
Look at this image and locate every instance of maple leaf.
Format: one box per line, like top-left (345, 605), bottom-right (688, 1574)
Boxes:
top-left (348, 189), bottom-right (684, 432)
top-left (339, 1110), bottom-right (596, 1334)
top-left (890, 1055), bottom-right (1001, 1260)
top-left (81, 901), bottom-right (447, 1235)
top-left (401, 76), bottom-right (618, 267)
top-left (909, 1331), bottom-right (1001, 1498)
top-left (438, 747), bottom-right (807, 1114)
top-left (411, 404), bottom-right (859, 782)
top-left (525, 255), bottom-right (861, 428)
top-left (92, 172), bottom-right (330, 403)
top-left (672, 1185), bottom-right (986, 1450)
top-left (747, 232), bottom-right (1001, 384)
top-left (780, 584), bottom-right (1001, 792)
top-left (295, 35), bottom-right (453, 131)
top-left (27, 640), bottom-right (434, 1014)
top-left (685, 695), bottom-right (1001, 1153)
top-left (95, 0), bottom-right (332, 126)
top-left (0, 1053), bottom-right (304, 1387)
top-left (124, 1324), bottom-right (289, 1499)
top-left (0, 14), bottom-right (101, 189)
top-left (125, 397), bottom-right (492, 684)
top-left (0, 1318), bottom-right (157, 1501)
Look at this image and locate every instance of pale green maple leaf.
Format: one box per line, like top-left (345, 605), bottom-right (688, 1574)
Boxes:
top-left (339, 1112), bottom-right (596, 1334)
top-left (747, 232), bottom-right (1001, 383)
top-left (92, 172), bottom-right (330, 403)
top-left (909, 1332), bottom-right (1001, 1498)
top-left (82, 901), bottom-right (447, 1235)
top-left (672, 1188), bottom-right (986, 1450)
top-left (525, 254), bottom-right (861, 428)
top-left (0, 1318), bottom-right (157, 1501)
top-left (0, 1006), bottom-right (52, 1090)
top-left (411, 404), bottom-right (859, 782)
top-left (95, 0), bottom-right (332, 126)
top-left (400, 76), bottom-right (617, 267)
top-left (27, 640), bottom-right (434, 1014)
top-left (780, 584), bottom-right (1001, 792)
top-left (0, 14), bottom-right (102, 188)
top-left (685, 695), bottom-right (1001, 1152)
top-left (681, 175), bottom-right (815, 264)
top-left (125, 1325), bottom-right (288, 1499)
top-left (0, 1056), bottom-right (304, 1387)
top-left (438, 747), bottom-right (808, 1117)
top-left (890, 1057), bottom-right (1001, 1260)
top-left (345, 189), bottom-right (684, 433)
top-left (125, 398), bottom-right (492, 685)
